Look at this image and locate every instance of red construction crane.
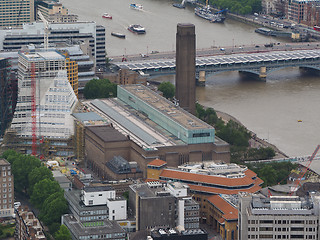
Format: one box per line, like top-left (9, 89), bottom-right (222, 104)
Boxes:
top-left (31, 62), bottom-right (37, 156)
top-left (290, 145), bottom-right (320, 195)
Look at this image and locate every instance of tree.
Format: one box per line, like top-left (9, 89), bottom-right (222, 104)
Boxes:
top-left (28, 166), bottom-right (54, 195)
top-left (12, 155), bottom-right (41, 193)
top-left (54, 225), bottom-right (72, 240)
top-left (30, 179), bottom-right (62, 209)
top-left (40, 192), bottom-right (68, 226)
top-left (158, 82), bottom-right (175, 99)
top-left (84, 78), bottom-right (117, 99)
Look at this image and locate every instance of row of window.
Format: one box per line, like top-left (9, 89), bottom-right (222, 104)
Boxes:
top-left (249, 227), bottom-right (315, 232)
top-left (248, 235), bottom-right (316, 239)
top-left (249, 219), bottom-right (316, 225)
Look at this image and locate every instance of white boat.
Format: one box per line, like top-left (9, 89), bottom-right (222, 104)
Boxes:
top-left (130, 3), bottom-right (143, 10)
top-left (102, 13), bottom-right (112, 19)
top-left (128, 24), bottom-right (146, 34)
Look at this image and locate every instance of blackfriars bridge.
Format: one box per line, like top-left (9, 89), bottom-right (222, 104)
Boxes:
top-left (113, 49), bottom-right (320, 82)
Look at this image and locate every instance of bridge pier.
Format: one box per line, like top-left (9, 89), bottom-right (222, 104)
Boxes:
top-left (259, 67), bottom-right (267, 81)
top-left (196, 71), bottom-right (206, 86)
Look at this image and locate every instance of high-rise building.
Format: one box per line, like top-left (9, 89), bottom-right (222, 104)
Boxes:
top-left (0, 21), bottom-right (106, 67)
top-left (65, 57), bottom-right (79, 97)
top-left (37, 0), bottom-right (78, 23)
top-left (0, 0), bottom-right (35, 27)
top-left (175, 23), bottom-right (196, 115)
top-left (0, 159), bottom-right (14, 218)
top-left (10, 50), bottom-right (78, 152)
top-left (239, 193), bottom-right (320, 240)
top-left (0, 58), bottom-right (15, 137)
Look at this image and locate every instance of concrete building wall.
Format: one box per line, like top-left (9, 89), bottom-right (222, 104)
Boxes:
top-left (138, 196), bottom-right (176, 231)
top-left (175, 23), bottom-right (196, 115)
top-left (106, 198), bottom-right (127, 220)
top-left (0, 0), bottom-right (34, 27)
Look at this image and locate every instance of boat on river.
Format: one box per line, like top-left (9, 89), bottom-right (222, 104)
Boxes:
top-left (102, 13), bottom-right (112, 19)
top-left (210, 14), bottom-right (225, 23)
top-left (111, 32), bottom-right (126, 39)
top-left (173, 0), bottom-right (186, 8)
top-left (194, 6), bottom-right (216, 21)
top-left (130, 3), bottom-right (143, 10)
top-left (128, 24), bottom-right (146, 34)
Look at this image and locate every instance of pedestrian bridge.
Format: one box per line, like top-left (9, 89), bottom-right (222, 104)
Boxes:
top-left (114, 49), bottom-right (320, 81)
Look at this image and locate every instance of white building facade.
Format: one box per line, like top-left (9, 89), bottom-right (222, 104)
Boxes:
top-left (0, 21), bottom-right (106, 66)
top-left (11, 50), bottom-right (78, 140)
top-left (239, 193), bottom-right (320, 240)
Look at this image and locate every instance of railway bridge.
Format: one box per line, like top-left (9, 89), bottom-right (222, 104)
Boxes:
top-left (113, 49), bottom-right (320, 83)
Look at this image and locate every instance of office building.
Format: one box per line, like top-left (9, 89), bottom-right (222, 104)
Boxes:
top-left (157, 162), bottom-right (263, 195)
top-left (37, 0), bottom-right (78, 23)
top-left (0, 58), bottom-right (15, 137)
top-left (0, 0), bottom-right (34, 27)
top-left (129, 183), bottom-right (177, 231)
top-left (0, 21), bottom-right (106, 66)
top-left (129, 181), bottom-right (201, 231)
top-left (175, 23), bottom-right (196, 114)
top-left (62, 214), bottom-right (126, 240)
top-left (0, 159), bottom-right (14, 218)
top-left (239, 193), bottom-right (320, 240)
top-left (7, 50), bottom-right (78, 156)
top-left (63, 186), bottom-right (127, 240)
top-left (11, 50), bottom-right (77, 139)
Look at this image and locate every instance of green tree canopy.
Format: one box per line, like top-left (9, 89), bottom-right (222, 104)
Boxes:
top-left (54, 225), bottom-right (72, 240)
top-left (1, 149), bottom-right (21, 164)
top-left (247, 161), bottom-right (297, 187)
top-left (28, 166), bottom-right (54, 195)
top-left (30, 179), bottom-right (62, 209)
top-left (12, 154), bottom-right (41, 193)
top-left (209, 0), bottom-right (261, 14)
top-left (40, 192), bottom-right (68, 226)
top-left (158, 82), bottom-right (175, 99)
top-left (84, 78), bottom-right (117, 99)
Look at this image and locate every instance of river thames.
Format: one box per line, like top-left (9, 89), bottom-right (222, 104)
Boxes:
top-left (60, 0), bottom-right (320, 157)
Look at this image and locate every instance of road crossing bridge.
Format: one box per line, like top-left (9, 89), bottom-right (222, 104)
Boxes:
top-left (114, 49), bottom-right (320, 82)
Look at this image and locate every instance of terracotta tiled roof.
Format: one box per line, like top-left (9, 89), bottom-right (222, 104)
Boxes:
top-left (207, 195), bottom-right (238, 221)
top-left (188, 183), bottom-right (261, 195)
top-left (148, 159), bottom-right (167, 167)
top-left (160, 169), bottom-right (255, 187)
top-left (218, 217), bottom-right (225, 224)
top-left (244, 169), bottom-right (258, 178)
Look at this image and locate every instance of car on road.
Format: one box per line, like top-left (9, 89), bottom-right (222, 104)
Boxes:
top-left (220, 48), bottom-right (225, 51)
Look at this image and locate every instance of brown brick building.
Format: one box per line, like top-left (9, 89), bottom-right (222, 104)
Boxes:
top-left (0, 158), bottom-right (14, 218)
top-left (85, 125), bottom-right (229, 179)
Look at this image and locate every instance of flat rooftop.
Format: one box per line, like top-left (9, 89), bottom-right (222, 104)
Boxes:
top-left (20, 50), bottom-right (65, 61)
top-left (63, 214), bottom-right (125, 236)
top-left (120, 85), bottom-right (213, 131)
top-left (84, 99), bottom-right (178, 149)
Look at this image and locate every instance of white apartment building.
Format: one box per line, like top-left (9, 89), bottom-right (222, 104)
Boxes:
top-left (81, 186), bottom-right (127, 221)
top-left (10, 50), bottom-right (78, 140)
top-left (0, 21), bottom-right (106, 66)
top-left (81, 186), bottom-right (116, 206)
top-left (239, 193), bottom-right (320, 240)
top-left (0, 0), bottom-right (34, 27)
